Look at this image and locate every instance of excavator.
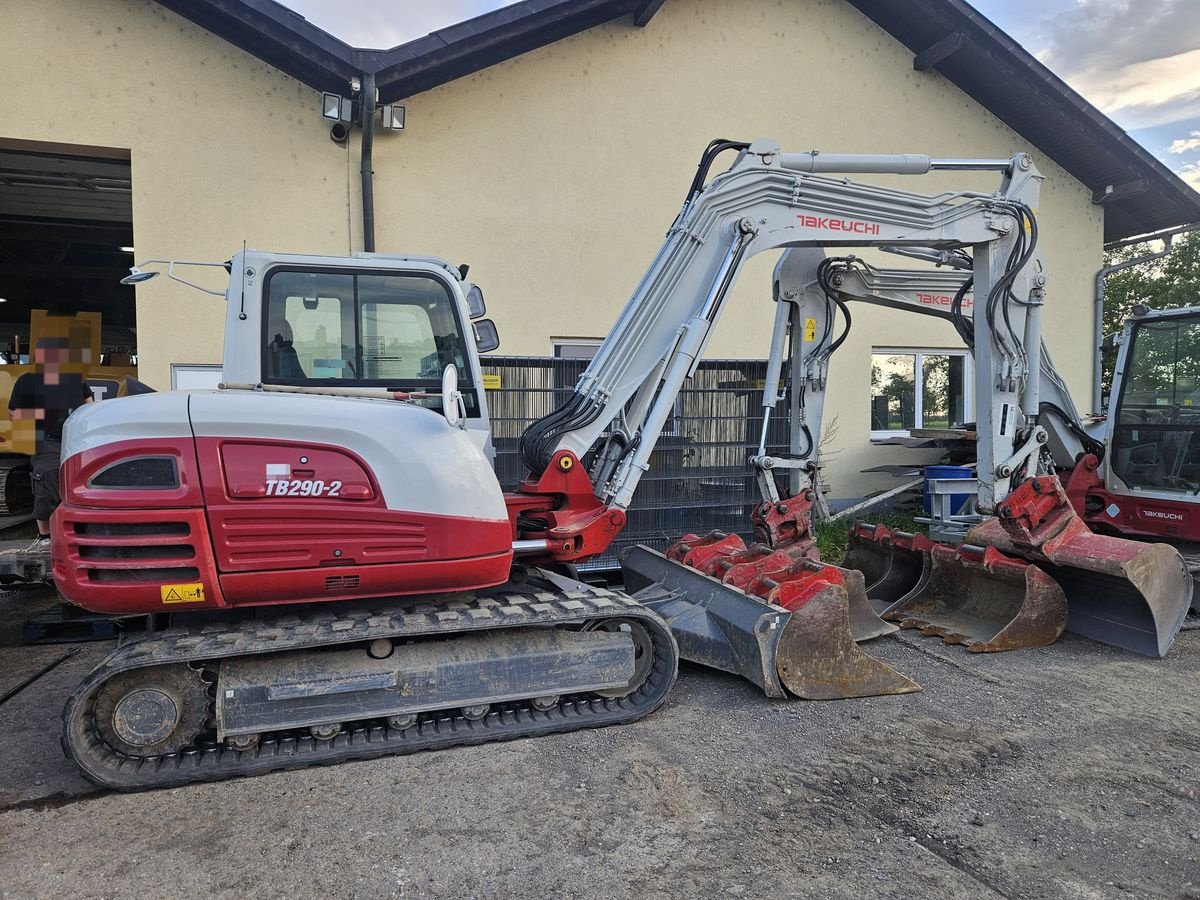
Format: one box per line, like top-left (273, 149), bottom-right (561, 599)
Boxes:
top-left (747, 249), bottom-right (1198, 654)
top-left (50, 139), bottom-right (1192, 790)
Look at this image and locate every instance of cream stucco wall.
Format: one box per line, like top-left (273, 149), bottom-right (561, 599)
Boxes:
top-left (1, 0), bottom-right (356, 388)
top-left (0, 0), bottom-right (1104, 501)
top-left (370, 0), bottom-right (1104, 500)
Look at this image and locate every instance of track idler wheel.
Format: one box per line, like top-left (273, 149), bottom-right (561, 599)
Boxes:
top-left (93, 664), bottom-right (210, 757)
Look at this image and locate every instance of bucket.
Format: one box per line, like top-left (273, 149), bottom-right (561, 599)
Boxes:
top-left (923, 465), bottom-right (973, 514)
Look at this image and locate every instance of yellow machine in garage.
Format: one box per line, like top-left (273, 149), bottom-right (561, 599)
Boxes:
top-left (0, 310), bottom-right (136, 515)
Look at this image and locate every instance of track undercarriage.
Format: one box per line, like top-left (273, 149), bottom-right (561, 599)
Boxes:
top-left (64, 573), bottom-right (678, 791)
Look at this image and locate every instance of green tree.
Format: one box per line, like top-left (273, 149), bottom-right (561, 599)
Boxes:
top-left (1102, 230), bottom-right (1200, 394)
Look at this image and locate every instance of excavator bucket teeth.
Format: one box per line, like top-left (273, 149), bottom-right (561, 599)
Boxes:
top-left (622, 545), bottom-right (919, 700)
top-left (842, 523), bottom-right (893, 589)
top-left (883, 543), bottom-right (1067, 652)
top-left (969, 517), bottom-right (1191, 658)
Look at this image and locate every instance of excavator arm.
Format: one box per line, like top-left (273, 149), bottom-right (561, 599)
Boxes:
top-left (755, 248), bottom-right (1099, 501)
top-left (517, 140), bottom-right (1047, 557)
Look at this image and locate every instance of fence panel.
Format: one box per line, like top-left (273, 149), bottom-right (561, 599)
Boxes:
top-left (482, 357), bottom-right (791, 571)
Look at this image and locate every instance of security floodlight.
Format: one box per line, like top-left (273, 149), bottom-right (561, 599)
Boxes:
top-left (322, 92), bottom-right (353, 122)
top-left (120, 267), bottom-right (160, 285)
top-left (381, 104), bottom-right (405, 131)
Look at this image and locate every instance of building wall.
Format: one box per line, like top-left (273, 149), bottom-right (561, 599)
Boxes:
top-left (0, 0), bottom-right (1105, 501)
top-left (370, 0), bottom-right (1104, 500)
top-left (0, 0), bottom-right (356, 388)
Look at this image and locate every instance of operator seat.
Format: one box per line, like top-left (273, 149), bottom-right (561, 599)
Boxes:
top-left (266, 317), bottom-right (306, 380)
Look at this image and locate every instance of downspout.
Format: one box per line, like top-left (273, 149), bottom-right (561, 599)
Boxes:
top-left (1093, 228), bottom-right (1189, 412)
top-left (359, 70), bottom-right (377, 252)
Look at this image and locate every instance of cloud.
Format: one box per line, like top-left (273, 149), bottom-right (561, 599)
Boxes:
top-left (1039, 0), bottom-right (1200, 73)
top-left (1061, 47), bottom-right (1200, 130)
top-left (1030, 0), bottom-right (1200, 130)
top-left (1177, 162), bottom-right (1200, 191)
top-left (1168, 132), bottom-right (1200, 155)
top-left (281, 0), bottom-right (511, 48)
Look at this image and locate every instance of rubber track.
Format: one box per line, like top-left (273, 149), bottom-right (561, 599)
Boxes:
top-left (63, 583), bottom-right (679, 791)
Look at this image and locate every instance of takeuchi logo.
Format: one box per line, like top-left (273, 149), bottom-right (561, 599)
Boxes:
top-left (917, 292), bottom-right (974, 308)
top-left (796, 213), bottom-right (881, 235)
top-left (1143, 509), bottom-right (1184, 521)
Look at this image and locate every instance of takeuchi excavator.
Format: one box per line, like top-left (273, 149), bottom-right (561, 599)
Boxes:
top-left (746, 248), bottom-right (1195, 655)
top-left (53, 139), bottom-right (1192, 790)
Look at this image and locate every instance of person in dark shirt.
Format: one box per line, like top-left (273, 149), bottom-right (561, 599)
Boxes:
top-left (8, 337), bottom-right (93, 551)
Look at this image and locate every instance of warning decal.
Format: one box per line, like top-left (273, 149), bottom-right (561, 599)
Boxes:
top-left (482, 374), bottom-right (501, 390)
top-left (803, 318), bottom-right (817, 341)
top-left (160, 583), bottom-right (206, 605)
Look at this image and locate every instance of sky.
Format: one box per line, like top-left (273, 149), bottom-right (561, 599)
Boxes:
top-left (280, 0), bottom-right (1200, 191)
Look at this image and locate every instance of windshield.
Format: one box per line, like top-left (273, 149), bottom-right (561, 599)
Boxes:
top-left (262, 268), bottom-right (477, 415)
top-left (1111, 316), bottom-right (1200, 492)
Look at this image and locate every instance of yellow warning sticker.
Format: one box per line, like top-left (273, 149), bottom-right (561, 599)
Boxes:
top-left (482, 374), bottom-right (501, 390)
top-left (804, 317), bottom-right (817, 341)
top-left (160, 583), bottom-right (206, 605)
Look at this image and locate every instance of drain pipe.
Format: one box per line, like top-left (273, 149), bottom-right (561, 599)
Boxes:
top-left (359, 70), bottom-right (377, 252)
top-left (1093, 226), bottom-right (1196, 412)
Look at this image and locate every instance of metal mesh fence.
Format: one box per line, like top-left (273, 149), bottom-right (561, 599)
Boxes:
top-left (481, 356), bottom-right (791, 571)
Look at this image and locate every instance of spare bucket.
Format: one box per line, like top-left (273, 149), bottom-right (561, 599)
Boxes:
top-left (883, 543), bottom-right (1067, 652)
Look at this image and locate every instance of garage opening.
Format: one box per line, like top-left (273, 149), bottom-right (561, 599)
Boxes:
top-left (0, 140), bottom-right (137, 518)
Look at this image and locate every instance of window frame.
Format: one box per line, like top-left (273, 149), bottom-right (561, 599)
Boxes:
top-left (870, 346), bottom-right (973, 439)
top-left (261, 265), bottom-right (479, 416)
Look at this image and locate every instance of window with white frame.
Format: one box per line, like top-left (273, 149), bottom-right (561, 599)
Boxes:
top-left (553, 338), bottom-right (602, 359)
top-left (870, 348), bottom-right (971, 437)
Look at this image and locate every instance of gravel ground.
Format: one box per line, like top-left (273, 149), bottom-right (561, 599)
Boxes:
top-left (1, 588), bottom-right (1198, 900)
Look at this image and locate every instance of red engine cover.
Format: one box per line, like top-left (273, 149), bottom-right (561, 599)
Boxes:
top-left (53, 436), bottom-right (513, 615)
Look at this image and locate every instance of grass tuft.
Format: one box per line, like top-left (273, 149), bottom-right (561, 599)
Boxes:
top-left (814, 510), bottom-right (927, 562)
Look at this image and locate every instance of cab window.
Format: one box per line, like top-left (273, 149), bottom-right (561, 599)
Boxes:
top-left (263, 268), bottom-right (476, 414)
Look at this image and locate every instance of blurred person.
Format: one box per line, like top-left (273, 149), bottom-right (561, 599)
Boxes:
top-left (8, 336), bottom-right (93, 553)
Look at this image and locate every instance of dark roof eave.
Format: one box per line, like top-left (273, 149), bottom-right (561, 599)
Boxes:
top-left (153, 0), bottom-right (1200, 242)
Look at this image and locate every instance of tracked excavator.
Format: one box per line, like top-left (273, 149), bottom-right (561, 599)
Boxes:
top-left (743, 249), bottom-right (1195, 655)
top-left (52, 139), bottom-right (1191, 791)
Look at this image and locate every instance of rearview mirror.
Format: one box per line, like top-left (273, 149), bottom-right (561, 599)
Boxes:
top-left (473, 319), bottom-right (499, 353)
top-left (465, 285), bottom-right (486, 319)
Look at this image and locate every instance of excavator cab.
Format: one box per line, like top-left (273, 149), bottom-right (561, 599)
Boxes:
top-left (1108, 310), bottom-right (1200, 494)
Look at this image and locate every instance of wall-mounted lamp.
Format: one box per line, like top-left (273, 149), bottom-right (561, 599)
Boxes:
top-left (380, 104), bottom-right (405, 131)
top-left (322, 92), bottom-right (353, 123)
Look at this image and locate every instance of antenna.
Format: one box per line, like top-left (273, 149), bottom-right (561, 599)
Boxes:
top-left (238, 240), bottom-right (248, 321)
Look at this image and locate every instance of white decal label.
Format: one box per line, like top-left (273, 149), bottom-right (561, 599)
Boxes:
top-left (266, 463), bottom-right (292, 479)
top-left (265, 479), bottom-right (343, 498)
top-left (1105, 503), bottom-right (1120, 518)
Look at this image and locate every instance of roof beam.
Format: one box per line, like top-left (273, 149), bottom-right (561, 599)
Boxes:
top-left (634, 0), bottom-right (666, 26)
top-left (913, 31), bottom-right (966, 71)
